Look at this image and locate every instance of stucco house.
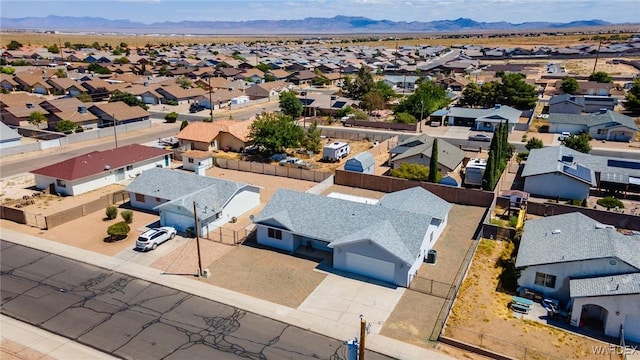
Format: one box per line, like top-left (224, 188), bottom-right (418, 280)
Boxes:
top-left (446, 104), bottom-right (521, 132)
top-left (125, 168), bottom-right (260, 235)
top-left (548, 94), bottom-right (618, 114)
top-left (244, 81), bottom-right (290, 100)
top-left (522, 146), bottom-right (640, 200)
top-left (181, 150), bottom-right (213, 174)
top-left (547, 110), bottom-right (638, 142)
top-left (389, 134), bottom-right (465, 174)
top-left (176, 120), bottom-right (252, 152)
top-left (0, 122), bottom-right (21, 149)
top-left (31, 144), bottom-right (171, 196)
top-left (89, 102), bottom-right (151, 127)
top-left (253, 187), bottom-right (451, 287)
top-left (515, 212), bottom-right (640, 342)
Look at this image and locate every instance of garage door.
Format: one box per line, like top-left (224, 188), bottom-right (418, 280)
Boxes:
top-left (162, 212), bottom-right (193, 232)
top-left (345, 252), bottom-right (395, 284)
top-left (624, 315), bottom-right (640, 343)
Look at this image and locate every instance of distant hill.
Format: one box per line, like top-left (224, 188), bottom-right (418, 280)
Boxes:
top-left (0, 15), bottom-right (619, 34)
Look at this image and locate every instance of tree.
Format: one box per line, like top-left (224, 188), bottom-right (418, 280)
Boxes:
top-left (249, 112), bottom-right (303, 155)
top-left (87, 63), bottom-right (111, 74)
top-left (525, 137), bottom-right (544, 151)
top-left (481, 122), bottom-right (511, 191)
top-left (77, 92), bottom-right (92, 102)
top-left (623, 79), bottom-right (640, 115)
top-left (180, 120), bottom-right (189, 131)
top-left (460, 73), bottom-right (537, 110)
top-left (56, 120), bottom-right (77, 133)
top-left (109, 90), bottom-right (148, 110)
top-left (389, 163), bottom-right (431, 181)
top-left (303, 121), bottom-right (322, 153)
top-left (588, 71), bottom-right (612, 83)
top-left (428, 139), bottom-right (439, 183)
top-left (459, 83), bottom-right (484, 107)
top-left (120, 210), bottom-right (133, 224)
top-left (393, 112), bottom-right (417, 124)
top-left (107, 222), bottom-right (130, 242)
top-left (360, 92), bottom-right (385, 113)
top-left (113, 57), bottom-right (130, 64)
top-left (0, 66), bottom-right (15, 75)
top-left (164, 112), bottom-right (179, 123)
top-left (54, 68), bottom-right (67, 78)
top-left (28, 112), bottom-right (47, 129)
top-left (7, 40), bottom-right (22, 50)
top-left (342, 65), bottom-right (374, 100)
top-left (175, 77), bottom-right (191, 88)
top-left (394, 81), bottom-right (450, 119)
top-left (372, 80), bottom-right (396, 102)
top-left (562, 133), bottom-right (591, 153)
top-left (105, 206), bottom-right (118, 220)
top-left (560, 77), bottom-right (579, 94)
top-left (279, 91), bottom-right (303, 118)
top-left (47, 44), bottom-right (59, 54)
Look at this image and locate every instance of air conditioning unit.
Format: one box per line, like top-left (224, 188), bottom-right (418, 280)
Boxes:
top-left (202, 269), bottom-right (211, 278)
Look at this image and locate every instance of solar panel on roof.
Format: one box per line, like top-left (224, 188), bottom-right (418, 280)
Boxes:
top-left (608, 159), bottom-right (640, 170)
top-left (563, 164), bottom-right (592, 183)
top-left (332, 101), bottom-right (346, 108)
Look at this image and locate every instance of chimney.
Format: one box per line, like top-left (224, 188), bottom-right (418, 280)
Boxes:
top-left (78, 105), bottom-right (87, 114)
top-left (494, 104), bottom-right (501, 109)
top-left (599, 108), bottom-right (607, 114)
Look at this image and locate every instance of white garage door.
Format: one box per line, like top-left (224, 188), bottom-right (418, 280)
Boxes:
top-left (345, 252), bottom-right (395, 284)
top-left (162, 212), bottom-right (193, 232)
top-left (624, 315), bottom-right (640, 343)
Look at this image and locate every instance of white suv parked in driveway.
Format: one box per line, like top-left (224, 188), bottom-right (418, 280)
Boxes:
top-left (136, 227), bottom-right (177, 251)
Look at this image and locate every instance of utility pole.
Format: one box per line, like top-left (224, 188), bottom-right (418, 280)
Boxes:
top-left (208, 75), bottom-right (213, 120)
top-left (112, 113), bottom-right (118, 148)
top-left (419, 100), bottom-right (424, 133)
top-left (591, 39), bottom-right (604, 76)
top-left (192, 201), bottom-right (203, 277)
top-left (358, 315), bottom-right (366, 360)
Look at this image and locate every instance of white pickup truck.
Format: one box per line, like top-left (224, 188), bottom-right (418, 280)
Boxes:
top-left (279, 157), bottom-right (312, 169)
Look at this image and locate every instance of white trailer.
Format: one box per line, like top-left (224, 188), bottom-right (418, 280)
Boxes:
top-left (464, 158), bottom-right (487, 187)
top-left (322, 142), bottom-right (350, 162)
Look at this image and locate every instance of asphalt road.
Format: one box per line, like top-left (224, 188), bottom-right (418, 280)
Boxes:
top-left (0, 241), bottom-right (390, 360)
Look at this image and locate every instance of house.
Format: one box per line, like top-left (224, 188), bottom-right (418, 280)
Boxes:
top-left (88, 102), bottom-right (151, 127)
top-left (155, 85), bottom-right (206, 103)
top-left (39, 98), bottom-right (98, 130)
top-left (447, 104), bottom-right (521, 132)
top-left (13, 72), bottom-right (53, 94)
top-left (298, 93), bottom-right (358, 117)
top-left (125, 168), bottom-right (260, 235)
top-left (0, 73), bottom-right (19, 91)
top-left (245, 81), bottom-right (290, 100)
top-left (521, 146), bottom-right (640, 200)
top-left (547, 110), bottom-right (638, 142)
top-left (0, 97), bottom-right (49, 127)
top-left (345, 152), bottom-right (375, 174)
top-left (253, 187), bottom-right (451, 286)
top-left (389, 134), bottom-right (465, 174)
top-left (46, 78), bottom-right (84, 97)
top-left (548, 94), bottom-right (618, 114)
top-left (0, 122), bottom-right (21, 149)
top-left (176, 120), bottom-right (252, 152)
top-left (31, 144), bottom-right (171, 196)
top-left (515, 212), bottom-right (640, 342)
top-left (182, 150), bottom-right (213, 174)
top-left (383, 75), bottom-right (421, 92)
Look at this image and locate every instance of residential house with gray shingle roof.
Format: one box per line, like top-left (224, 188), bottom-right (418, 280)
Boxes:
top-left (447, 104), bottom-right (522, 132)
top-left (253, 187), bottom-right (451, 286)
top-left (548, 109), bottom-right (638, 142)
top-left (126, 167), bottom-right (259, 235)
top-left (389, 134), bottom-right (465, 175)
top-left (515, 212), bottom-right (640, 342)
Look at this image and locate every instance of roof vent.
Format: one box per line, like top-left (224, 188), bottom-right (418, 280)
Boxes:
top-left (78, 105), bottom-right (87, 114)
top-left (551, 229), bottom-right (561, 235)
top-left (26, 103), bottom-right (34, 108)
top-left (599, 108), bottom-right (607, 114)
top-left (104, 165), bottom-right (110, 170)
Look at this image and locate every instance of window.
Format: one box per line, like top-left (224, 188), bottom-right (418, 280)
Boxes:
top-left (135, 193), bottom-right (145, 203)
top-left (56, 179), bottom-right (66, 188)
top-left (268, 228), bottom-right (282, 240)
top-left (534, 272), bottom-right (556, 288)
top-left (188, 158), bottom-right (194, 164)
top-left (126, 165), bottom-right (133, 170)
top-left (155, 197), bottom-right (162, 202)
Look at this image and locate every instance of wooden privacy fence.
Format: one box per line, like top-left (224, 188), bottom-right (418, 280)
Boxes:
top-left (214, 158), bottom-right (332, 183)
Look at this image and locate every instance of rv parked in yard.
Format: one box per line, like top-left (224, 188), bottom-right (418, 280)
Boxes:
top-left (322, 142), bottom-right (350, 162)
top-left (464, 158), bottom-right (487, 187)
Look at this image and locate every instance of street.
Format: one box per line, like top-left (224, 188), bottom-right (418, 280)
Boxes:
top-left (0, 240), bottom-right (390, 360)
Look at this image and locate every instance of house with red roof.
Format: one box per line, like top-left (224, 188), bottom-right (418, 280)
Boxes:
top-left (31, 144), bottom-right (171, 196)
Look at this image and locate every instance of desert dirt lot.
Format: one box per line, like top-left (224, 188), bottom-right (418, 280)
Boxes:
top-left (445, 239), bottom-right (615, 360)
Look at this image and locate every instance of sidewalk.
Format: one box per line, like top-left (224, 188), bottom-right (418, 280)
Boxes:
top-left (1, 228), bottom-right (453, 360)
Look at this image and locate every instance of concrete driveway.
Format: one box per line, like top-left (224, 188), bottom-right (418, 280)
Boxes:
top-left (297, 274), bottom-right (405, 335)
top-left (113, 232), bottom-right (191, 267)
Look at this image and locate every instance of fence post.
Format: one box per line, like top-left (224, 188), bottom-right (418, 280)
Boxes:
top-left (430, 279), bottom-right (433, 294)
top-left (480, 333), bottom-right (483, 347)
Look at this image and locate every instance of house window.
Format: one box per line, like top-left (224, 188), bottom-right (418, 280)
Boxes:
top-left (534, 272), bottom-right (556, 288)
top-left (267, 228), bottom-right (282, 240)
top-left (597, 129), bottom-right (606, 135)
top-left (126, 165), bottom-right (133, 170)
top-left (56, 179), bottom-right (66, 188)
top-left (135, 193), bottom-right (145, 203)
top-left (155, 197), bottom-right (162, 202)
top-left (188, 158), bottom-right (194, 163)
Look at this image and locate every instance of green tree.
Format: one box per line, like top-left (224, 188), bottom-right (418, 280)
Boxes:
top-left (589, 71), bottom-right (612, 83)
top-left (342, 65), bottom-right (374, 100)
top-left (77, 92), bottom-right (92, 102)
top-left (459, 82), bottom-right (484, 108)
top-left (481, 122), bottom-right (512, 191)
top-left (28, 112), bottom-right (47, 129)
top-left (54, 68), bottom-right (67, 78)
top-left (120, 210), bottom-right (133, 224)
top-left (105, 206), bottom-right (118, 220)
top-left (175, 77), bottom-right (191, 88)
top-left (87, 63), bottom-right (111, 74)
top-left (56, 120), bottom-right (77, 133)
top-left (7, 40), bottom-right (22, 50)
top-left (47, 43), bottom-right (59, 54)
top-left (303, 120), bottom-right (322, 153)
top-left (180, 120), bottom-right (189, 131)
top-left (560, 77), bottom-right (579, 94)
top-left (109, 91), bottom-right (148, 110)
top-left (158, 65), bottom-right (168, 76)
top-left (428, 138), bottom-right (439, 183)
top-left (496, 72), bottom-right (538, 110)
top-left (0, 66), bottom-right (15, 74)
top-left (394, 81), bottom-right (450, 119)
top-left (164, 112), bottom-right (179, 123)
top-left (279, 91), bottom-right (303, 118)
top-left (561, 133), bottom-right (591, 153)
top-left (623, 79), bottom-right (640, 115)
top-left (390, 162), bottom-right (431, 181)
top-left (393, 112), bottom-right (417, 124)
top-left (372, 80), bottom-right (396, 102)
top-left (360, 92), bottom-right (385, 113)
top-left (113, 57), bottom-right (130, 64)
top-left (249, 112), bottom-right (303, 155)
top-left (525, 137), bottom-right (544, 151)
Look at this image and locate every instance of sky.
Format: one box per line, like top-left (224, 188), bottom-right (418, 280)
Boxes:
top-left (1, 0), bottom-right (639, 24)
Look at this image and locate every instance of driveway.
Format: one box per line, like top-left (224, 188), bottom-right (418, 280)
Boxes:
top-left (112, 232), bottom-right (191, 267)
top-left (297, 274), bottom-right (406, 335)
top-left (444, 126), bottom-right (472, 139)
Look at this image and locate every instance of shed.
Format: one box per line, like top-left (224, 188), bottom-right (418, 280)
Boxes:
top-left (345, 152), bottom-right (375, 174)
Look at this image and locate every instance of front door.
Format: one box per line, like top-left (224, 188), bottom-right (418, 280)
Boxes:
top-left (115, 168), bottom-right (125, 181)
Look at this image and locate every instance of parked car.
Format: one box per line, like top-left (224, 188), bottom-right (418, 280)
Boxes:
top-left (136, 226), bottom-right (177, 251)
top-left (189, 104), bottom-right (206, 113)
top-left (558, 132), bottom-right (571, 141)
top-left (468, 134), bottom-right (491, 142)
top-left (279, 156), bottom-right (312, 169)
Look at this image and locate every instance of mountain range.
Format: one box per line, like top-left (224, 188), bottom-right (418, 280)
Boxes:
top-left (0, 15), bottom-right (620, 35)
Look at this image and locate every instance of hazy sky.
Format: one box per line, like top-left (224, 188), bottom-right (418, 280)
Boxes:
top-left (2, 0), bottom-right (639, 24)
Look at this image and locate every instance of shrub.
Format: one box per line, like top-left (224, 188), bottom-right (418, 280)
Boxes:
top-left (107, 221), bottom-right (130, 241)
top-left (180, 120), bottom-right (189, 131)
top-left (497, 240), bottom-right (520, 292)
top-left (120, 210), bottom-right (133, 224)
top-left (165, 100), bottom-right (179, 106)
top-left (105, 206), bottom-right (118, 220)
top-left (516, 152), bottom-right (529, 162)
top-left (185, 227), bottom-right (195, 238)
top-left (164, 111), bottom-right (178, 123)
top-left (597, 197), bottom-right (624, 209)
top-left (566, 199), bottom-right (583, 206)
top-left (508, 216), bottom-right (518, 228)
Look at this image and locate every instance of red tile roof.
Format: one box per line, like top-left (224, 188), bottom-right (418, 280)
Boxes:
top-left (31, 144), bottom-right (170, 181)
